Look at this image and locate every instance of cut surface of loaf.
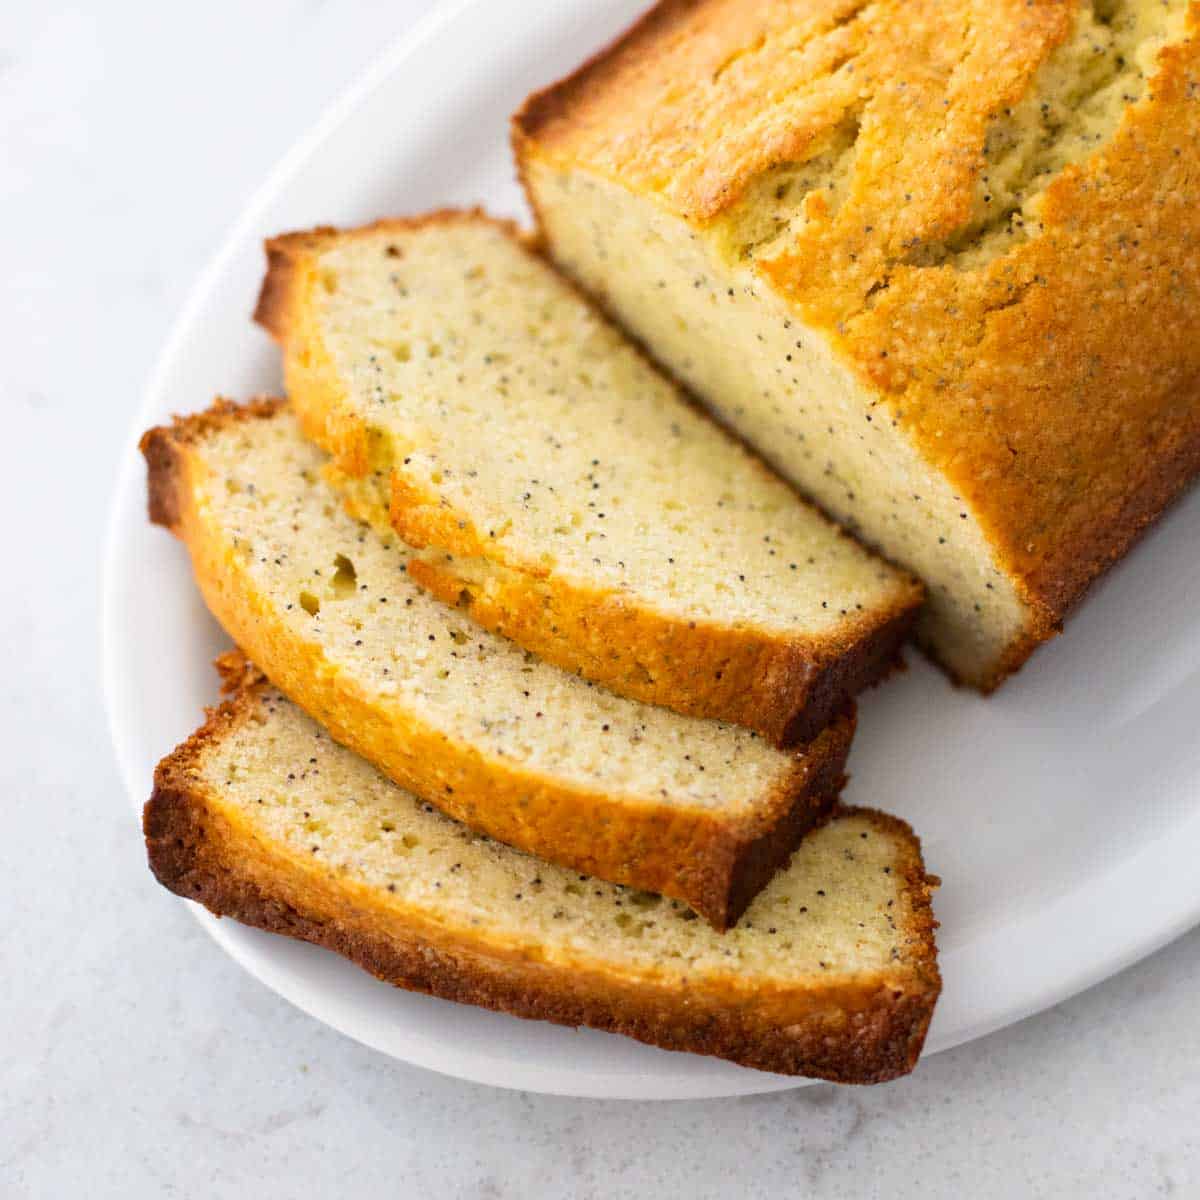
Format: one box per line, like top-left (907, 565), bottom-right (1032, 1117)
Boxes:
top-left (140, 399), bottom-right (855, 930)
top-left (145, 659), bottom-right (940, 1083)
top-left (515, 0), bottom-right (1200, 689)
top-left (254, 211), bottom-right (922, 745)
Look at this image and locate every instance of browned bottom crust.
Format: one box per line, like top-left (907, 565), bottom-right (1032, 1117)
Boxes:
top-left (144, 674), bottom-right (940, 1083)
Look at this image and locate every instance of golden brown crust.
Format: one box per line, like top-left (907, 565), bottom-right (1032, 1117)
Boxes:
top-left (144, 668), bottom-right (940, 1083)
top-left (254, 209), bottom-right (923, 741)
top-left (140, 398), bottom-right (855, 929)
top-left (516, 0), bottom-right (1200, 687)
top-left (514, 0), bottom-right (883, 222)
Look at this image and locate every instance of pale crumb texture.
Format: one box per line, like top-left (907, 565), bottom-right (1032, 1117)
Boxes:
top-left (527, 169), bottom-right (1028, 683)
top-left (205, 686), bottom-right (920, 979)
top-left (519, 0), bottom-right (1200, 688)
top-left (198, 411), bottom-right (796, 811)
top-left (312, 219), bottom-right (914, 636)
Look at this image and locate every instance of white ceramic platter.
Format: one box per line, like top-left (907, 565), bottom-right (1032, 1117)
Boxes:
top-left (103, 0), bottom-right (1200, 1099)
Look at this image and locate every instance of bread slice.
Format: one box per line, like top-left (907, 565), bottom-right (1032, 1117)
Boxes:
top-left (514, 0), bottom-right (1200, 690)
top-left (140, 399), bottom-right (856, 930)
top-left (145, 655), bottom-right (941, 1083)
top-left (254, 211), bottom-right (922, 745)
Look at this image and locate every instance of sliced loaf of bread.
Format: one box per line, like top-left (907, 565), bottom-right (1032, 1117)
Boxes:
top-left (146, 656), bottom-right (941, 1083)
top-left (254, 211), bottom-right (922, 745)
top-left (514, 0), bottom-right (1200, 689)
top-left (140, 399), bottom-right (854, 930)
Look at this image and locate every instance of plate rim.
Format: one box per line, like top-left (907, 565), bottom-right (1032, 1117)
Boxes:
top-left (102, 0), bottom-right (1200, 1100)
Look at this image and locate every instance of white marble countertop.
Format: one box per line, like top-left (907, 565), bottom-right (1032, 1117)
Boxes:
top-left (3, 1), bottom-right (1197, 1195)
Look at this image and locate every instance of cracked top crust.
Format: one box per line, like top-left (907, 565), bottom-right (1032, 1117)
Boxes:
top-left (518, 0), bottom-right (1200, 620)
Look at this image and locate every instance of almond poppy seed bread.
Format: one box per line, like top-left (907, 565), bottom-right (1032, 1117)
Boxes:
top-left (140, 399), bottom-right (855, 929)
top-left (254, 211), bottom-right (922, 744)
top-left (515, 0), bottom-right (1200, 689)
top-left (145, 659), bottom-right (941, 1083)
